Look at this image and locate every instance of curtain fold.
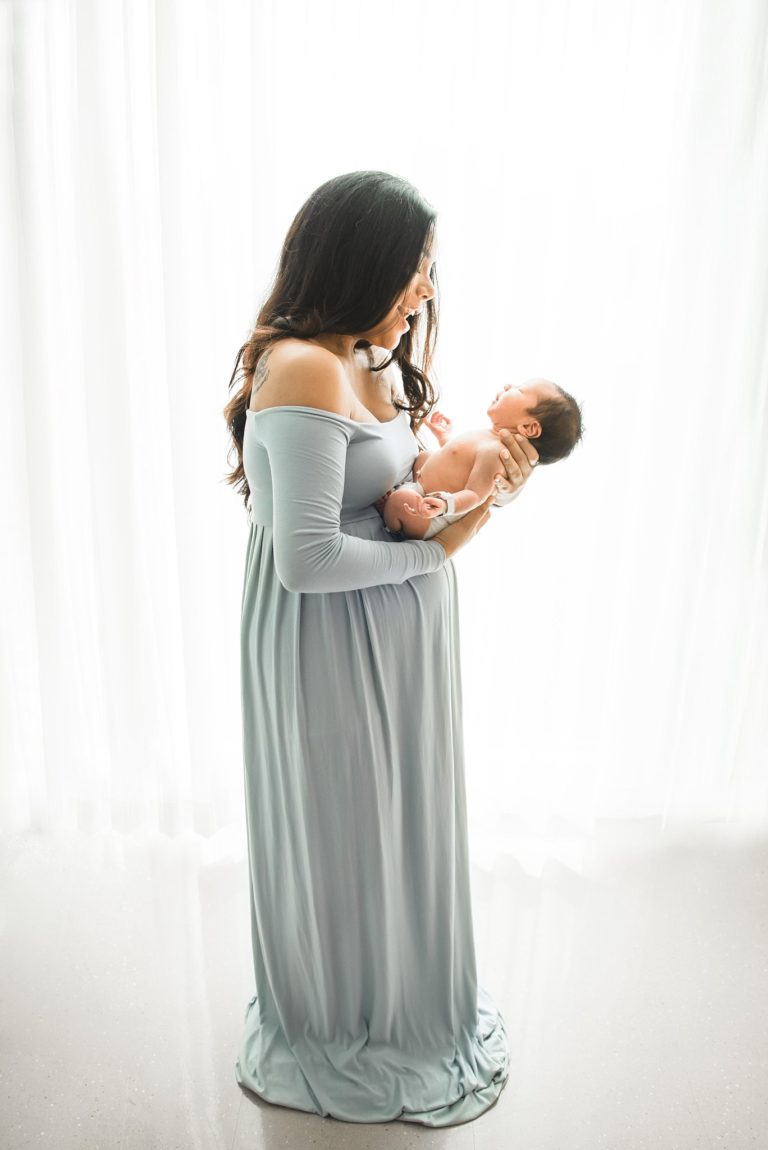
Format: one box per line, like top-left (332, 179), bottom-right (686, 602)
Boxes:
top-left (2, 0), bottom-right (766, 858)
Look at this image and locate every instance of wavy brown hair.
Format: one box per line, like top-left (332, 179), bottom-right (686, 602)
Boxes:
top-left (222, 171), bottom-right (440, 514)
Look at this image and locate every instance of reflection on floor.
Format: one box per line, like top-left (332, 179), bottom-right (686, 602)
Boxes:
top-left (1, 818), bottom-right (766, 1150)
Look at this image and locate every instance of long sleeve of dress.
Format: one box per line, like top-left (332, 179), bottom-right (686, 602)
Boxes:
top-left (254, 407), bottom-right (448, 593)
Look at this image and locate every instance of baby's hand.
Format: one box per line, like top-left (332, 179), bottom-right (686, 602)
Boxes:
top-left (424, 410), bottom-right (453, 440)
top-left (403, 494), bottom-right (447, 518)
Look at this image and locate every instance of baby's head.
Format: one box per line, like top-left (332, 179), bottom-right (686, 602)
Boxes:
top-left (487, 378), bottom-right (583, 464)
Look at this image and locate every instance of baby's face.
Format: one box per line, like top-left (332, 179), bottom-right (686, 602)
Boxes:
top-left (486, 378), bottom-right (558, 428)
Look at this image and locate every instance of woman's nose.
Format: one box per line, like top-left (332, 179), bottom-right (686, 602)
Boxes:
top-left (418, 271), bottom-right (435, 302)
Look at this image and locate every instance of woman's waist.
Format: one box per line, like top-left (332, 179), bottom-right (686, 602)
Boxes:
top-left (248, 505), bottom-right (388, 536)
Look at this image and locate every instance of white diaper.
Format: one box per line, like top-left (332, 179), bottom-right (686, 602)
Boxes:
top-left (391, 479), bottom-right (466, 540)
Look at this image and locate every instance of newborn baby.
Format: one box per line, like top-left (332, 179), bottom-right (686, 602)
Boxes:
top-left (380, 378), bottom-right (583, 540)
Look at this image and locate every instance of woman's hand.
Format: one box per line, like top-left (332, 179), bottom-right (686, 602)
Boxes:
top-left (431, 492), bottom-right (496, 559)
top-left (492, 431), bottom-right (539, 503)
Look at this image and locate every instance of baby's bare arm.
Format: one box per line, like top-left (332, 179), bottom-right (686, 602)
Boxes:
top-left (430, 445), bottom-right (504, 515)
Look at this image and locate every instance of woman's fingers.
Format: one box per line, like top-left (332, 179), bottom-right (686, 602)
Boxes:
top-left (473, 492), bottom-right (496, 520)
top-left (477, 492), bottom-right (495, 528)
top-left (511, 432), bottom-right (539, 469)
top-left (499, 432), bottom-right (539, 485)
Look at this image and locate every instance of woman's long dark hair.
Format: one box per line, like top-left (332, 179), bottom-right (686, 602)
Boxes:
top-left (222, 171), bottom-right (440, 513)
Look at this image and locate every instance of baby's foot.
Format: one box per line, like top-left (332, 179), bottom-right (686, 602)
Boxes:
top-left (403, 494), bottom-right (447, 518)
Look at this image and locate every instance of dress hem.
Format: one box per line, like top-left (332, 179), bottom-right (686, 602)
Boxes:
top-left (234, 985), bottom-right (510, 1128)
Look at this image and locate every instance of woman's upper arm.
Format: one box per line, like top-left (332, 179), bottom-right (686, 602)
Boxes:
top-left (257, 344), bottom-right (351, 415)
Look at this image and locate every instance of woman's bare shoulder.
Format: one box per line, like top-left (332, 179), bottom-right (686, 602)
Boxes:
top-left (249, 339), bottom-right (351, 416)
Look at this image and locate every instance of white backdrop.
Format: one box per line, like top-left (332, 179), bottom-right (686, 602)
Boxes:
top-left (2, 0), bottom-right (766, 870)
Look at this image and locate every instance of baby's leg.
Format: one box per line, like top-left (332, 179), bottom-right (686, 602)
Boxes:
top-left (382, 483), bottom-right (432, 539)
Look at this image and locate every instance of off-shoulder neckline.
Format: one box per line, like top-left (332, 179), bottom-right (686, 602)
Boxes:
top-left (246, 405), bottom-right (406, 427)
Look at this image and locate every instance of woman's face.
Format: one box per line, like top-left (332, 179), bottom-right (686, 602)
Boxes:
top-left (361, 246), bottom-right (437, 350)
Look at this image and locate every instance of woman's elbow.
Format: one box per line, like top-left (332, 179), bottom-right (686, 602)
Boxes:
top-left (275, 560), bottom-right (311, 593)
top-left (274, 550), bottom-right (330, 594)
top-left (274, 536), bottom-right (343, 594)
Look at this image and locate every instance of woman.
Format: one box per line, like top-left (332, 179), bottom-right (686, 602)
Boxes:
top-left (223, 171), bottom-right (538, 1127)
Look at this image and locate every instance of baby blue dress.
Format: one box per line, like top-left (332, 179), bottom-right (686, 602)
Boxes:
top-left (235, 403), bottom-right (510, 1126)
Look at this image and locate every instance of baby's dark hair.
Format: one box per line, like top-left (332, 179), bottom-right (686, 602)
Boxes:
top-left (527, 384), bottom-right (584, 464)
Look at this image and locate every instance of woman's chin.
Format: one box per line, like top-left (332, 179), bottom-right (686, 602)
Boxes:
top-left (370, 323), bottom-right (407, 351)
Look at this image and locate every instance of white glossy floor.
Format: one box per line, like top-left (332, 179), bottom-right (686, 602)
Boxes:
top-left (1, 818), bottom-right (766, 1150)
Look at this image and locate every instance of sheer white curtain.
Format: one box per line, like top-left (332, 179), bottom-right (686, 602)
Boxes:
top-left (2, 0), bottom-right (766, 868)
